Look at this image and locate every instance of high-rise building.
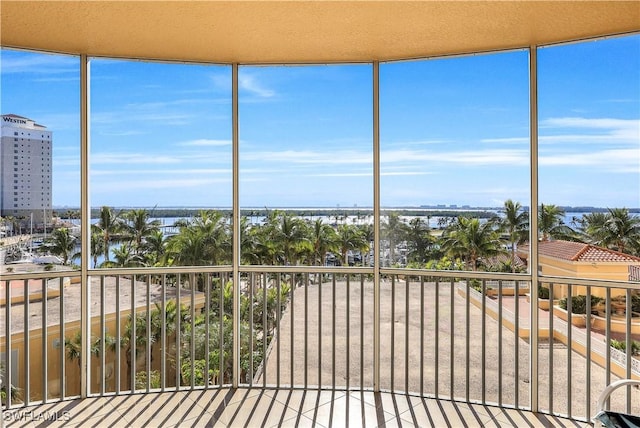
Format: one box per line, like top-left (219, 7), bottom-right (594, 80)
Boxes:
top-left (1, 114), bottom-right (52, 225)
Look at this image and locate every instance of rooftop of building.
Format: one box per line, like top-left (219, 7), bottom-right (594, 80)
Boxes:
top-left (0, 272), bottom-right (203, 335)
top-left (520, 240), bottom-right (640, 264)
top-left (2, 113), bottom-right (47, 129)
top-left (2, 113), bottom-right (30, 120)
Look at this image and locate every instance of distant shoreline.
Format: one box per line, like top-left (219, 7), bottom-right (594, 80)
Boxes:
top-left (51, 206), bottom-right (640, 219)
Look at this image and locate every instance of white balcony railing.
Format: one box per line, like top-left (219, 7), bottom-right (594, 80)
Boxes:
top-left (2, 267), bottom-right (640, 423)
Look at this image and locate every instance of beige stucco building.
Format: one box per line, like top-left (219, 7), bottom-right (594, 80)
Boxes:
top-left (519, 240), bottom-right (640, 299)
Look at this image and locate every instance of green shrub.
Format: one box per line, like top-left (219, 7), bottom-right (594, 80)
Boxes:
top-left (0, 361), bottom-right (21, 404)
top-left (135, 370), bottom-right (161, 390)
top-left (43, 263), bottom-right (54, 271)
top-left (610, 339), bottom-right (640, 356)
top-left (610, 339), bottom-right (624, 351)
top-left (538, 286), bottom-right (550, 299)
top-left (469, 279), bottom-right (482, 293)
top-left (468, 279), bottom-right (493, 295)
top-left (559, 295), bottom-right (604, 314)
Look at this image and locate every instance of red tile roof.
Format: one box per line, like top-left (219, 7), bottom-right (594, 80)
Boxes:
top-left (526, 240), bottom-right (640, 263)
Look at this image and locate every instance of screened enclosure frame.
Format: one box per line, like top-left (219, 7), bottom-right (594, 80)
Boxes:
top-left (2, 32), bottom-right (638, 418)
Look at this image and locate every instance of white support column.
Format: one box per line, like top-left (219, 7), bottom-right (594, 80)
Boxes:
top-left (529, 45), bottom-right (540, 412)
top-left (80, 54), bottom-right (91, 398)
top-left (232, 63), bottom-right (241, 388)
top-left (373, 61), bottom-right (381, 392)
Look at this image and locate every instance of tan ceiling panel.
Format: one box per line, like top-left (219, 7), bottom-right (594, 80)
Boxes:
top-left (1, 1), bottom-right (639, 63)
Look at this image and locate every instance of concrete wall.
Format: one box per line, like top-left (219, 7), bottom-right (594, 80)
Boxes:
top-left (539, 255), bottom-right (632, 299)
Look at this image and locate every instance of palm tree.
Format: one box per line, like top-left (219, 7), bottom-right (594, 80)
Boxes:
top-left (108, 243), bottom-right (145, 267)
top-left (193, 210), bottom-right (231, 265)
top-left (268, 211), bottom-right (308, 265)
top-left (122, 299), bottom-right (191, 387)
top-left (122, 208), bottom-right (161, 254)
top-left (245, 225), bottom-right (275, 265)
top-left (90, 228), bottom-right (105, 268)
top-left (336, 224), bottom-right (367, 266)
top-left (3, 215), bottom-right (19, 236)
top-left (358, 223), bottom-right (375, 266)
top-left (46, 227), bottom-right (77, 265)
top-left (382, 212), bottom-right (408, 266)
top-left (94, 206), bottom-right (123, 263)
top-left (121, 311), bottom-right (156, 388)
top-left (573, 211), bottom-right (609, 246)
top-left (441, 217), bottom-right (504, 271)
top-left (406, 217), bottom-right (435, 264)
top-left (166, 210), bottom-right (230, 266)
top-left (65, 330), bottom-right (116, 368)
top-left (601, 208), bottom-right (640, 255)
top-left (239, 217), bottom-right (260, 265)
top-left (142, 229), bottom-right (166, 266)
top-left (501, 200), bottom-right (529, 272)
top-left (309, 219), bottom-right (338, 266)
top-left (538, 204), bottom-right (573, 241)
top-left (166, 227), bottom-right (208, 266)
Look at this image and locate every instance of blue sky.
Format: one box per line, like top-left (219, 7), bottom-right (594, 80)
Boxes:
top-left (1, 34), bottom-right (638, 209)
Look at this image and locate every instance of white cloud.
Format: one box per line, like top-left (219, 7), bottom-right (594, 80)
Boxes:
top-left (124, 98), bottom-right (216, 110)
top-left (381, 149), bottom-right (529, 166)
top-left (244, 149), bottom-right (372, 165)
top-left (92, 178), bottom-right (230, 192)
top-left (90, 152), bottom-right (232, 166)
top-left (487, 134), bottom-right (638, 145)
top-left (239, 74), bottom-right (275, 98)
top-left (1, 52), bottom-right (78, 74)
top-left (100, 130), bottom-right (147, 137)
top-left (91, 168), bottom-right (231, 176)
top-left (91, 153), bottom-right (181, 165)
top-left (210, 74), bottom-right (231, 91)
top-left (92, 98), bottom-right (224, 129)
top-left (481, 137), bottom-right (529, 144)
top-left (309, 171), bottom-right (431, 177)
top-left (243, 147), bottom-right (530, 168)
top-left (177, 139), bottom-right (231, 147)
top-left (541, 117), bottom-right (637, 130)
top-left (540, 117), bottom-right (639, 144)
top-left (381, 171), bottom-right (431, 176)
top-left (53, 156), bottom-right (80, 167)
top-left (482, 117), bottom-right (639, 146)
top-left (33, 76), bottom-right (79, 82)
top-left (385, 139), bottom-right (451, 147)
top-left (432, 150), bottom-right (529, 166)
top-left (309, 172), bottom-right (373, 178)
top-left (602, 99), bottom-right (637, 104)
top-left (93, 111), bottom-right (192, 126)
top-left (540, 148), bottom-right (639, 171)
top-left (236, 168), bottom-right (282, 175)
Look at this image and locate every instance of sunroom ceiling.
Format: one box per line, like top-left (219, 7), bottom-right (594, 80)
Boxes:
top-left (1, 1), bottom-right (639, 64)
